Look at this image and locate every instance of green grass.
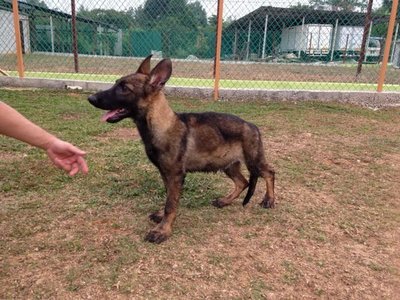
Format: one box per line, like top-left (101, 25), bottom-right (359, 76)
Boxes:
top-left (0, 89), bottom-right (399, 299)
top-left (7, 71), bottom-right (400, 91)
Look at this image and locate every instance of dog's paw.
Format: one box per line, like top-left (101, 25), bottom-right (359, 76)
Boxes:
top-left (260, 198), bottom-right (275, 209)
top-left (145, 229), bottom-right (170, 244)
top-left (212, 199), bottom-right (229, 208)
top-left (149, 211), bottom-right (164, 223)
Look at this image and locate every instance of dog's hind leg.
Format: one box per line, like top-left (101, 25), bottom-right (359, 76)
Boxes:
top-left (259, 162), bottom-right (275, 208)
top-left (212, 161), bottom-right (249, 208)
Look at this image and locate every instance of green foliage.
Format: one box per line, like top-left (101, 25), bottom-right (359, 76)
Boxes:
top-left (25, 0), bottom-right (48, 8)
top-left (77, 6), bottom-right (136, 29)
top-left (134, 0), bottom-right (210, 58)
top-left (308, 0), bottom-right (367, 11)
top-left (27, 0), bottom-right (216, 58)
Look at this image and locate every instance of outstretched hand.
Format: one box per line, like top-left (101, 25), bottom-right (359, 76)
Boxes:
top-left (46, 139), bottom-right (89, 176)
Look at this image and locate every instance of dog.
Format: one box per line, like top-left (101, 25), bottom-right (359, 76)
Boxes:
top-left (88, 55), bottom-right (275, 243)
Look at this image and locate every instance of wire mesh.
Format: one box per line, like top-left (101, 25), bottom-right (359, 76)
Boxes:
top-left (1, 0), bottom-right (399, 92)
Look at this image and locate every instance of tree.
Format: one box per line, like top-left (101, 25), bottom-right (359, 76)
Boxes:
top-left (22, 0), bottom-right (48, 8)
top-left (309, 0), bottom-right (367, 12)
top-left (188, 1), bottom-right (207, 27)
top-left (77, 6), bottom-right (136, 29)
top-left (290, 2), bottom-right (312, 9)
top-left (208, 15), bottom-right (217, 26)
top-left (379, 0), bottom-right (400, 15)
top-left (372, 0), bottom-right (400, 38)
top-left (134, 0), bottom-right (210, 57)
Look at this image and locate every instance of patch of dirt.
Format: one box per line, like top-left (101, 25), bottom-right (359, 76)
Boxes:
top-left (61, 113), bottom-right (83, 121)
top-left (0, 152), bottom-right (27, 162)
top-left (376, 152), bottom-right (400, 170)
top-left (96, 127), bottom-right (140, 141)
top-left (0, 87), bottom-right (39, 91)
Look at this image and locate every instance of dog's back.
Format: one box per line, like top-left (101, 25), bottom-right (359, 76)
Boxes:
top-left (178, 112), bottom-right (263, 172)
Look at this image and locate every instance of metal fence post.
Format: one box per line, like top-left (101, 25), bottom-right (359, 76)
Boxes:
top-left (390, 23), bottom-right (399, 62)
top-left (71, 0), bottom-right (79, 73)
top-left (377, 0), bottom-right (399, 92)
top-left (12, 0), bottom-right (24, 78)
top-left (213, 0), bottom-right (224, 101)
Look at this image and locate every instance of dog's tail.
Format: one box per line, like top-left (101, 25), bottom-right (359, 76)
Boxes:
top-left (242, 171), bottom-right (258, 206)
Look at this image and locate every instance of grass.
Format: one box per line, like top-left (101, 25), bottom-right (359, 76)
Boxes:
top-left (0, 89), bottom-right (399, 299)
top-left (7, 70), bottom-right (400, 91)
top-left (2, 52), bottom-right (400, 92)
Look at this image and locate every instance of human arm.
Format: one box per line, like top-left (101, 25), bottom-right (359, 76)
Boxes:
top-left (0, 101), bottom-right (88, 176)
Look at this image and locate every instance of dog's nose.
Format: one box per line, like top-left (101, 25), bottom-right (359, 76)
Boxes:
top-left (88, 95), bottom-right (97, 104)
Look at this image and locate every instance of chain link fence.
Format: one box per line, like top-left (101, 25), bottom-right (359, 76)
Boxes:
top-left (1, 0), bottom-right (399, 93)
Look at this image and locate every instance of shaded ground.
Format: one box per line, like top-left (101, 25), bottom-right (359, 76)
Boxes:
top-left (0, 89), bottom-right (399, 299)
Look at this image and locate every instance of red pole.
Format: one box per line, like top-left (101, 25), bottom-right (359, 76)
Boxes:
top-left (377, 0), bottom-right (399, 91)
top-left (12, 0), bottom-right (24, 77)
top-left (356, 0), bottom-right (373, 76)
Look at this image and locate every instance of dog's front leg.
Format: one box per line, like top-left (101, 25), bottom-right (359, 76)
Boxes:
top-left (145, 172), bottom-right (183, 243)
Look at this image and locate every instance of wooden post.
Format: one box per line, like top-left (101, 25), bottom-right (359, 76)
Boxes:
top-left (213, 0), bottom-right (224, 101)
top-left (357, 0), bottom-right (373, 76)
top-left (377, 0), bottom-right (399, 92)
top-left (71, 0), bottom-right (79, 73)
top-left (12, 0), bottom-right (24, 78)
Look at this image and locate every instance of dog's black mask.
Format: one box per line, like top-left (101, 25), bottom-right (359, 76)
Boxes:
top-left (87, 82), bottom-right (137, 123)
top-left (88, 54), bottom-right (172, 123)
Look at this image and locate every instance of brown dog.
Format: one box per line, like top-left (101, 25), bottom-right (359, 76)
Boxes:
top-left (88, 55), bottom-right (275, 243)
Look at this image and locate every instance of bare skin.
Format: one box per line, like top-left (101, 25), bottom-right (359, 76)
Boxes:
top-left (0, 101), bottom-right (88, 176)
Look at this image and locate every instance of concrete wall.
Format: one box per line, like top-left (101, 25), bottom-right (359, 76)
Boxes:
top-left (0, 10), bottom-right (30, 54)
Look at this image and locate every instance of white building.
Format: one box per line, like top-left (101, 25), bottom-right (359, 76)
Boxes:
top-left (0, 8), bottom-right (30, 54)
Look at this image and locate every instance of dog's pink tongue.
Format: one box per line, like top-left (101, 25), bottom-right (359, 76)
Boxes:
top-left (101, 110), bottom-right (119, 122)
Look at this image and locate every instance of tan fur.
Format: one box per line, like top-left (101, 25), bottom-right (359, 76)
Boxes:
top-left (146, 92), bottom-right (177, 147)
top-left (88, 55), bottom-right (275, 244)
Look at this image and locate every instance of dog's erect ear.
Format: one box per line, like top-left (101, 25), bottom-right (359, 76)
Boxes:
top-left (148, 59), bottom-right (172, 90)
top-left (136, 55), bottom-right (152, 75)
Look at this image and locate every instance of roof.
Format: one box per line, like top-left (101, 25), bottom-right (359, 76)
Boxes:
top-left (226, 6), bottom-right (390, 31)
top-left (0, 0), bottom-right (117, 30)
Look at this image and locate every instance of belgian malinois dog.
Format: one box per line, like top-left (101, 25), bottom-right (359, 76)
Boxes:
top-left (88, 55), bottom-right (275, 243)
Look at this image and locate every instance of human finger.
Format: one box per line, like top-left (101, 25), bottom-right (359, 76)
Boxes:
top-left (69, 163), bottom-right (79, 176)
top-left (54, 157), bottom-right (72, 171)
top-left (65, 143), bottom-right (86, 156)
top-left (77, 156), bottom-right (89, 174)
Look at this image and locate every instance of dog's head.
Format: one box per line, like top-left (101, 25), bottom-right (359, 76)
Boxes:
top-left (88, 55), bottom-right (172, 123)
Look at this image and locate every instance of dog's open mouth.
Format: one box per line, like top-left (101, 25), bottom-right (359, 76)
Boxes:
top-left (101, 108), bottom-right (130, 123)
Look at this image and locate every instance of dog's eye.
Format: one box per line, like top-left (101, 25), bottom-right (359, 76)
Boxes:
top-left (121, 84), bottom-right (129, 92)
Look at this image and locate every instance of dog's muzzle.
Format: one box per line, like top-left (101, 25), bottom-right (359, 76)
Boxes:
top-left (88, 95), bottom-right (97, 105)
